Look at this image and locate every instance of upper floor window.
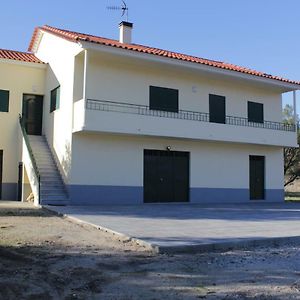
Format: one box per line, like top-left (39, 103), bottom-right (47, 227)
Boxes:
top-left (50, 86), bottom-right (60, 113)
top-left (0, 89), bottom-right (9, 112)
top-left (149, 86), bottom-right (178, 113)
top-left (248, 101), bottom-right (263, 123)
top-left (209, 94), bottom-right (226, 124)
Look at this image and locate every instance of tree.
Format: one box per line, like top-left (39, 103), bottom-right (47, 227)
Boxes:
top-left (284, 147), bottom-right (300, 186)
top-left (283, 104), bottom-right (297, 125)
top-left (283, 104), bottom-right (300, 187)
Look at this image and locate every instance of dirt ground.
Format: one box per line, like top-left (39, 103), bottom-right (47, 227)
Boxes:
top-left (1, 202), bottom-right (300, 300)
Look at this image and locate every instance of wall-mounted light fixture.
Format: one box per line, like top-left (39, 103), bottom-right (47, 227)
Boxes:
top-left (166, 146), bottom-right (171, 151)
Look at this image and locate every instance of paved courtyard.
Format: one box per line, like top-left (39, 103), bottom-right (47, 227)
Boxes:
top-left (47, 202), bottom-right (300, 253)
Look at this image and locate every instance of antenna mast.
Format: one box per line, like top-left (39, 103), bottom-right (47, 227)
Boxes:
top-left (107, 1), bottom-right (129, 21)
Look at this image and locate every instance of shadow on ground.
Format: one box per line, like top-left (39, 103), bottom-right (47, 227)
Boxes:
top-left (0, 206), bottom-right (54, 217)
top-left (0, 243), bottom-right (300, 300)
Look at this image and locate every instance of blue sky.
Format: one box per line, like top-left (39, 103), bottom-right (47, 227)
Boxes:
top-left (1, 0), bottom-right (299, 107)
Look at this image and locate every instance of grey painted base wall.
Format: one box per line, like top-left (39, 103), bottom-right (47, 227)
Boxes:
top-left (1, 183), bottom-right (18, 201)
top-left (191, 188), bottom-right (284, 203)
top-left (68, 185), bottom-right (284, 205)
top-left (69, 185), bottom-right (143, 205)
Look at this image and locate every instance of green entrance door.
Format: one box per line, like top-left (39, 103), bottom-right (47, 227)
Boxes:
top-left (22, 94), bottom-right (43, 135)
top-left (249, 155), bottom-right (265, 200)
top-left (0, 150), bottom-right (3, 200)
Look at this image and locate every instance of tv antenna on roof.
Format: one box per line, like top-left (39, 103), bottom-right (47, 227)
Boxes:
top-left (107, 1), bottom-right (129, 21)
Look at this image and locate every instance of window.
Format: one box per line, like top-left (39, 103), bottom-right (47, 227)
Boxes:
top-left (0, 90), bottom-right (9, 112)
top-left (248, 101), bottom-right (263, 123)
top-left (50, 86), bottom-right (60, 113)
top-left (149, 86), bottom-right (178, 112)
top-left (209, 94), bottom-right (226, 124)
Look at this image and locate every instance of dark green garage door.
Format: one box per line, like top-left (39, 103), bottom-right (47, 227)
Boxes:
top-left (144, 150), bottom-right (189, 203)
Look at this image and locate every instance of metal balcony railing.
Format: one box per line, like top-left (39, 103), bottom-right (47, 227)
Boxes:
top-left (86, 99), bottom-right (296, 132)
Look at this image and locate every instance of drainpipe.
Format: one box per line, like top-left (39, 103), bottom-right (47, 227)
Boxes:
top-left (82, 49), bottom-right (89, 128)
top-left (293, 91), bottom-right (297, 137)
top-left (83, 49), bottom-right (88, 100)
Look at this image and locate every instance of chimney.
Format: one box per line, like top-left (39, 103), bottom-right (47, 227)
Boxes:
top-left (119, 21), bottom-right (133, 44)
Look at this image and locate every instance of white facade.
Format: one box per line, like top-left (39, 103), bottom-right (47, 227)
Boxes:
top-left (0, 24), bottom-right (298, 205)
top-left (70, 133), bottom-right (284, 204)
top-left (0, 59), bottom-right (45, 199)
top-left (73, 52), bottom-right (295, 146)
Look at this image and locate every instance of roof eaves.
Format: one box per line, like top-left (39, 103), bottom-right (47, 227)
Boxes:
top-left (0, 48), bottom-right (45, 64)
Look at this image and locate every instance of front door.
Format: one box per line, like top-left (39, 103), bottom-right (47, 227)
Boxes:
top-left (144, 150), bottom-right (189, 203)
top-left (22, 94), bottom-right (43, 135)
top-left (0, 150), bottom-right (3, 200)
top-left (18, 163), bottom-right (23, 201)
top-left (249, 155), bottom-right (265, 200)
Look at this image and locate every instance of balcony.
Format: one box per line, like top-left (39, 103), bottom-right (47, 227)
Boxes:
top-left (73, 99), bottom-right (297, 147)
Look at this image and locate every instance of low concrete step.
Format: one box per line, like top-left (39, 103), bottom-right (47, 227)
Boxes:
top-left (41, 187), bottom-right (66, 192)
top-left (40, 178), bottom-right (63, 183)
top-left (35, 153), bottom-right (53, 157)
top-left (40, 182), bottom-right (65, 187)
top-left (41, 189), bottom-right (66, 195)
top-left (41, 200), bottom-right (69, 206)
top-left (40, 178), bottom-right (64, 183)
top-left (41, 194), bottom-right (67, 199)
top-left (39, 167), bottom-right (59, 172)
top-left (35, 161), bottom-right (57, 165)
top-left (39, 171), bottom-right (61, 176)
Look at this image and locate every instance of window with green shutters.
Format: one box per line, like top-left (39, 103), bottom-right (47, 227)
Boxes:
top-left (149, 86), bottom-right (179, 112)
top-left (248, 101), bottom-right (264, 123)
top-left (50, 86), bottom-right (60, 113)
top-left (0, 90), bottom-right (9, 112)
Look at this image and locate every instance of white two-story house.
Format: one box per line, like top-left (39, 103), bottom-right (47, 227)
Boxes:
top-left (0, 22), bottom-right (299, 206)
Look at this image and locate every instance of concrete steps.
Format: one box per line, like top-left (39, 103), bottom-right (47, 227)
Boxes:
top-left (28, 135), bottom-right (69, 205)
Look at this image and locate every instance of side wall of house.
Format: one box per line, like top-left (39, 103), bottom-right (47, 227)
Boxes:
top-left (34, 33), bottom-right (82, 184)
top-left (0, 61), bottom-right (45, 199)
top-left (69, 133), bottom-right (283, 205)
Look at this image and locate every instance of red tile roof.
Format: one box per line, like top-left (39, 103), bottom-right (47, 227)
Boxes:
top-left (29, 25), bottom-right (300, 86)
top-left (0, 49), bottom-right (44, 64)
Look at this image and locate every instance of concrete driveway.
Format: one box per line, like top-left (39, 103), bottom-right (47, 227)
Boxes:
top-left (47, 202), bottom-right (300, 253)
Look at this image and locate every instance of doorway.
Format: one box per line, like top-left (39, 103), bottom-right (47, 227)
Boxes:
top-left (22, 94), bottom-right (43, 135)
top-left (17, 162), bottom-right (23, 201)
top-left (249, 155), bottom-right (265, 200)
top-left (0, 150), bottom-right (2, 200)
top-left (144, 150), bottom-right (189, 203)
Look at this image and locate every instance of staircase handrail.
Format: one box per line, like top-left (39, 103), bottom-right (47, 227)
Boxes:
top-left (19, 114), bottom-right (41, 202)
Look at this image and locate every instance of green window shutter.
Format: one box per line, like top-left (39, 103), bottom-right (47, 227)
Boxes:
top-left (209, 94), bottom-right (226, 124)
top-left (149, 86), bottom-right (179, 112)
top-left (50, 86), bottom-right (60, 113)
top-left (0, 90), bottom-right (9, 112)
top-left (248, 101), bottom-right (264, 123)
top-left (56, 86), bottom-right (60, 110)
top-left (50, 89), bottom-right (56, 112)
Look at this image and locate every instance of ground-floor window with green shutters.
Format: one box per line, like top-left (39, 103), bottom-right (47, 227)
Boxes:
top-left (0, 90), bottom-right (9, 112)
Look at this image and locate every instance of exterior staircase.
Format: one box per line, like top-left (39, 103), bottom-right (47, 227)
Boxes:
top-left (28, 135), bottom-right (69, 205)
